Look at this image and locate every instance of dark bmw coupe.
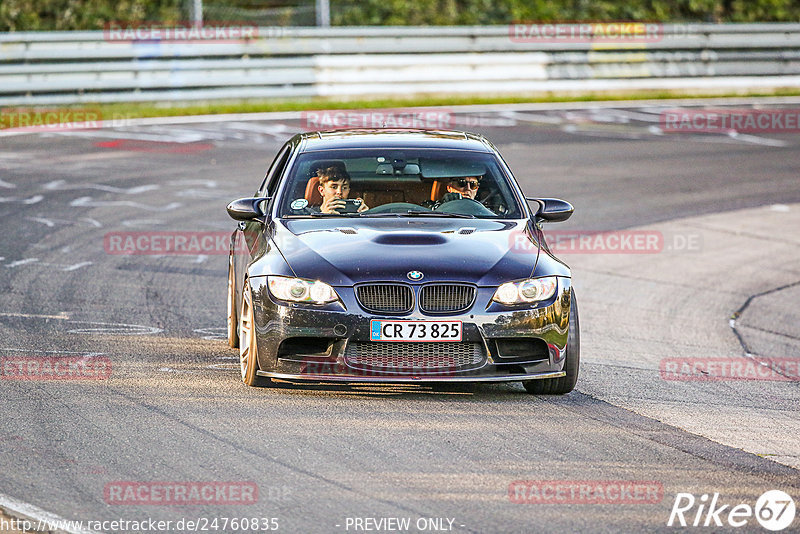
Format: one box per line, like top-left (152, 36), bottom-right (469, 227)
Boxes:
top-left (226, 129), bottom-right (579, 394)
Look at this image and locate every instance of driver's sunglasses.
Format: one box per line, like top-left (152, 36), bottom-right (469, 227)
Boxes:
top-left (453, 179), bottom-right (480, 190)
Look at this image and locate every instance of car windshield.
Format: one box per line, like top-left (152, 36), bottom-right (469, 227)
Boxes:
top-left (277, 148), bottom-right (523, 219)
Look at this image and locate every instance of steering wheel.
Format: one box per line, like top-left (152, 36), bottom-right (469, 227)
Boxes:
top-left (435, 198), bottom-right (497, 216)
top-left (362, 202), bottom-right (430, 214)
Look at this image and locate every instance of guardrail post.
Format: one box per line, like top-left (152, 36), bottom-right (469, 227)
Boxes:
top-left (316, 0), bottom-right (330, 27)
top-left (189, 0), bottom-right (203, 26)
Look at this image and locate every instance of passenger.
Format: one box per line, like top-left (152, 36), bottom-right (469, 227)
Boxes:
top-left (315, 165), bottom-right (369, 214)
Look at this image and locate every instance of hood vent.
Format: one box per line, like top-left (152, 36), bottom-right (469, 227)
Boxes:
top-left (372, 232), bottom-right (447, 245)
top-left (457, 227), bottom-right (476, 235)
top-left (334, 227), bottom-right (358, 234)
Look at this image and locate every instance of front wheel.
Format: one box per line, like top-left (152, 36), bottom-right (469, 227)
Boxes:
top-left (523, 291), bottom-right (580, 395)
top-left (239, 279), bottom-right (267, 387)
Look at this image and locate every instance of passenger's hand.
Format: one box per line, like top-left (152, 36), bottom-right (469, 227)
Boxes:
top-left (321, 197), bottom-right (345, 214)
top-left (356, 198), bottom-right (369, 212)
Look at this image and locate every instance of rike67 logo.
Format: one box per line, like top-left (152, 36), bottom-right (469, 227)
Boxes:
top-left (668, 490), bottom-right (796, 531)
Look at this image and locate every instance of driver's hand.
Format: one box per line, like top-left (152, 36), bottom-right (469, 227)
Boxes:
top-left (321, 198), bottom-right (345, 214)
top-left (356, 197), bottom-right (369, 212)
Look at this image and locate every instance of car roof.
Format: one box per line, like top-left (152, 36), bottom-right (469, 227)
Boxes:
top-left (296, 129), bottom-right (496, 153)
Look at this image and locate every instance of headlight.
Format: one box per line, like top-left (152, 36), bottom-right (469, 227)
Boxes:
top-left (492, 277), bottom-right (557, 305)
top-left (267, 276), bottom-right (340, 304)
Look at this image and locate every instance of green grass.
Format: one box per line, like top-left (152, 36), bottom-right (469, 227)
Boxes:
top-left (3, 87), bottom-right (800, 128)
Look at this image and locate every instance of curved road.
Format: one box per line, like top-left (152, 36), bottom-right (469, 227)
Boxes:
top-left (0, 98), bottom-right (798, 533)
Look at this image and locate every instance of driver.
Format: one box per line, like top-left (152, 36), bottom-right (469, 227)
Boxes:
top-left (315, 164), bottom-right (369, 214)
top-left (432, 175), bottom-right (482, 209)
top-left (443, 175), bottom-right (481, 201)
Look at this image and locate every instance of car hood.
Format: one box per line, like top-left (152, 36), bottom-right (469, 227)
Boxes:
top-left (252, 218), bottom-right (567, 286)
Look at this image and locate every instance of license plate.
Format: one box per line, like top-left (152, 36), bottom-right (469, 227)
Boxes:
top-left (370, 320), bottom-right (462, 342)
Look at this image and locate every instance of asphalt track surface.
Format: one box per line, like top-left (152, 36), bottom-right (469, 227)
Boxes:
top-left (1, 99), bottom-right (799, 533)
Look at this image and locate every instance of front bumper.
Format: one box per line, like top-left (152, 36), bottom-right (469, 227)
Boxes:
top-left (249, 277), bottom-right (573, 384)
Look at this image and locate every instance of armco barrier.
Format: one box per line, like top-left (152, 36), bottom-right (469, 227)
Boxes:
top-left (1, 24), bottom-right (800, 105)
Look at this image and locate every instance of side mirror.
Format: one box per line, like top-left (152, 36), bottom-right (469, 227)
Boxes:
top-left (526, 197), bottom-right (574, 223)
top-left (227, 197), bottom-right (270, 221)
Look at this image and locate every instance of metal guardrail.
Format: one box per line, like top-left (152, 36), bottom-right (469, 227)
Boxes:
top-left (1, 24), bottom-right (800, 105)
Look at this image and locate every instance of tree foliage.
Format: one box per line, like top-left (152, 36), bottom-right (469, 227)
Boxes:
top-left (2, 0), bottom-right (800, 31)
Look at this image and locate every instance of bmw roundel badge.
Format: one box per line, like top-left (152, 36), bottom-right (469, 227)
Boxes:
top-left (407, 270), bottom-right (424, 281)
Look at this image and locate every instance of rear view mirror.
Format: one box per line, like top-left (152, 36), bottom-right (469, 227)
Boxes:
top-left (226, 197), bottom-right (270, 221)
top-left (526, 197), bottom-right (574, 223)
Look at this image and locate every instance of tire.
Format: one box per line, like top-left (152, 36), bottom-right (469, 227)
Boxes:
top-left (523, 291), bottom-right (580, 395)
top-left (227, 259), bottom-right (239, 349)
top-left (238, 279), bottom-right (267, 387)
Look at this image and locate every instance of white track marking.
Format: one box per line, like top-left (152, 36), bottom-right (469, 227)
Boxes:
top-left (70, 196), bottom-right (182, 211)
top-left (176, 188), bottom-right (232, 199)
top-left (727, 131), bottom-right (788, 147)
top-left (62, 262), bottom-right (93, 272)
top-left (0, 179), bottom-right (15, 188)
top-left (224, 121), bottom-right (293, 139)
top-left (193, 327), bottom-right (226, 340)
top-left (5, 258), bottom-right (39, 268)
top-left (0, 492), bottom-right (101, 534)
top-left (0, 195), bottom-right (43, 204)
top-left (80, 218), bottom-right (103, 228)
top-left (0, 311), bottom-right (69, 320)
top-left (168, 179), bottom-right (218, 188)
top-left (44, 179), bottom-right (159, 195)
top-left (561, 125), bottom-right (650, 140)
top-left (52, 128), bottom-right (208, 143)
top-left (1, 348), bottom-right (105, 356)
top-left (208, 363), bottom-right (238, 370)
top-left (27, 216), bottom-right (104, 229)
top-left (498, 110), bottom-right (563, 124)
top-left (26, 216), bottom-right (55, 227)
top-left (120, 218), bottom-right (164, 227)
top-left (157, 367), bottom-right (202, 374)
top-left (6, 260), bottom-right (92, 271)
top-left (67, 321), bottom-right (163, 335)
top-left (599, 108), bottom-right (664, 122)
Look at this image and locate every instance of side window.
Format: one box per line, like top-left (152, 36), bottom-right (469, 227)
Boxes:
top-left (257, 143), bottom-right (292, 197)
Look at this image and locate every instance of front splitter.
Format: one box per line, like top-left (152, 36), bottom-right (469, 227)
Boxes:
top-left (256, 370), bottom-right (566, 384)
